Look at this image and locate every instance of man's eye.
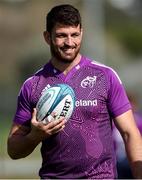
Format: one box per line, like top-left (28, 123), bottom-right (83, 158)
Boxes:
top-left (72, 33), bottom-right (80, 37)
top-left (56, 34), bottom-right (65, 38)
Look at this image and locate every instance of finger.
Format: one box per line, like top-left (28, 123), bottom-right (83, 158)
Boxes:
top-left (48, 125), bottom-right (65, 135)
top-left (47, 117), bottom-right (66, 129)
top-left (52, 125), bottom-right (65, 134)
top-left (32, 108), bottom-right (37, 117)
top-left (48, 119), bottom-right (67, 133)
top-left (50, 112), bottom-right (58, 119)
top-left (31, 108), bottom-right (40, 125)
top-left (47, 114), bottom-right (55, 122)
top-left (61, 125), bottom-right (65, 130)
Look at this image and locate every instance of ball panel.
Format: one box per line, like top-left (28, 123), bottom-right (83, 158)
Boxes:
top-left (36, 86), bottom-right (61, 121)
top-left (51, 94), bottom-right (74, 120)
top-left (36, 83), bottom-right (75, 124)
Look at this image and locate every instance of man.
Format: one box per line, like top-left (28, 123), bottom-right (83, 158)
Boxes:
top-left (7, 4), bottom-right (142, 179)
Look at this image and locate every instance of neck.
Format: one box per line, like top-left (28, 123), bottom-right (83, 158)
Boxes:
top-left (51, 54), bottom-right (81, 75)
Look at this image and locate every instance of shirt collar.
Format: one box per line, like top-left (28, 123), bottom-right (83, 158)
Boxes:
top-left (44, 56), bottom-right (87, 75)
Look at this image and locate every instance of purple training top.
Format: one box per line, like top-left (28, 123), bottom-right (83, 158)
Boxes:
top-left (13, 56), bottom-right (131, 179)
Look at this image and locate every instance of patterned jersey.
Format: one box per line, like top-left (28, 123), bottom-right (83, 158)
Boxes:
top-left (13, 56), bottom-right (131, 179)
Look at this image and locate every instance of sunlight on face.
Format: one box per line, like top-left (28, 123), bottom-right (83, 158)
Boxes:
top-left (50, 24), bottom-right (83, 63)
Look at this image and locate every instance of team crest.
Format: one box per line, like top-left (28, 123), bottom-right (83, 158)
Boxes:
top-left (81, 76), bottom-right (97, 88)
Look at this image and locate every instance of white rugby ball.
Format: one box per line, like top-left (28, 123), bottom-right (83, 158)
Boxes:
top-left (36, 84), bottom-right (75, 124)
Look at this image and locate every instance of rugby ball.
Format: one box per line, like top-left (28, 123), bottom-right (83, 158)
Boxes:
top-left (36, 84), bottom-right (75, 124)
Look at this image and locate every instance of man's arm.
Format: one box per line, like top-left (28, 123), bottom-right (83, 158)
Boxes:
top-left (114, 109), bottom-right (142, 178)
top-left (7, 109), bottom-right (66, 159)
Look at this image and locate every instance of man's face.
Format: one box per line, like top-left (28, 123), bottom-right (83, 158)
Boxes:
top-left (48, 24), bottom-right (83, 63)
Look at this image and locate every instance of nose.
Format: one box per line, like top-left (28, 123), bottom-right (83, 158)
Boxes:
top-left (65, 36), bottom-right (73, 46)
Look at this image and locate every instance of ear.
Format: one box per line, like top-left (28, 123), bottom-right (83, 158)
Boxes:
top-left (43, 31), bottom-right (51, 45)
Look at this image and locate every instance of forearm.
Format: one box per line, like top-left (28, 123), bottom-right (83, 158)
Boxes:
top-left (7, 133), bottom-right (41, 159)
top-left (124, 132), bottom-right (142, 178)
top-left (8, 111), bottom-right (66, 159)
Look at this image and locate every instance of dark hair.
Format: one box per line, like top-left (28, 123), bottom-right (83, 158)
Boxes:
top-left (46, 4), bottom-right (82, 33)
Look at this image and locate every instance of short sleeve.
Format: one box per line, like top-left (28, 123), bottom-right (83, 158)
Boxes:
top-left (107, 69), bottom-right (132, 118)
top-left (13, 78), bottom-right (33, 126)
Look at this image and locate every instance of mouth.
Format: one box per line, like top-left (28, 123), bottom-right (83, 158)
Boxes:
top-left (64, 48), bottom-right (74, 54)
top-left (61, 46), bottom-right (76, 54)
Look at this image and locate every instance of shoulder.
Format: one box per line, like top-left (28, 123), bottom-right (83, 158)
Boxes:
top-left (19, 63), bottom-right (50, 102)
top-left (21, 64), bottom-right (47, 90)
top-left (84, 57), bottom-right (122, 85)
top-left (18, 69), bottom-right (42, 97)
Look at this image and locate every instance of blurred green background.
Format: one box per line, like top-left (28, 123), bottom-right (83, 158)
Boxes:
top-left (0, 0), bottom-right (142, 178)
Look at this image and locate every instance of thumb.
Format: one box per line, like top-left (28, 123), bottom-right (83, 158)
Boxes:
top-left (31, 108), bottom-right (38, 124)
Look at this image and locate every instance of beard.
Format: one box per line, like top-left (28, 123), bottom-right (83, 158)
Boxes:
top-left (50, 42), bottom-right (81, 64)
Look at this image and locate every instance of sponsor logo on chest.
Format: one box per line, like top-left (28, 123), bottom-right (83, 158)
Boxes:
top-left (75, 99), bottom-right (97, 107)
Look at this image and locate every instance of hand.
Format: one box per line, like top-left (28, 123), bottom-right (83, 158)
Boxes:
top-left (29, 108), bottom-right (67, 142)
